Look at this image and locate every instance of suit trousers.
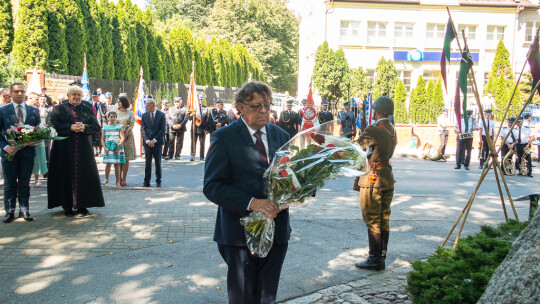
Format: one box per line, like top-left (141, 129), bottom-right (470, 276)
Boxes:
top-left (360, 185), bottom-right (394, 233)
top-left (2, 154), bottom-right (34, 213)
top-left (144, 144), bottom-right (162, 183)
top-left (516, 144), bottom-right (532, 174)
top-left (481, 135), bottom-right (489, 165)
top-left (456, 137), bottom-right (473, 167)
top-left (168, 132), bottom-right (185, 158)
top-left (190, 132), bottom-right (206, 159)
top-left (438, 130), bottom-right (449, 155)
top-left (162, 132), bottom-right (170, 156)
top-left (218, 243), bottom-right (288, 304)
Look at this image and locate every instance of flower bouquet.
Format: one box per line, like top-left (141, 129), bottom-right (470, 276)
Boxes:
top-left (240, 121), bottom-right (368, 257)
top-left (3, 123), bottom-right (66, 161)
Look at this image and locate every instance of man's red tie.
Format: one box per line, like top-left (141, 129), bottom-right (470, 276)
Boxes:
top-left (254, 130), bottom-right (268, 165)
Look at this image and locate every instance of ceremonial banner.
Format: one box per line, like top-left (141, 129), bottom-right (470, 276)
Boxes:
top-left (133, 69), bottom-right (146, 125)
top-left (440, 18), bottom-right (456, 93)
top-left (81, 67), bottom-right (91, 102)
top-left (527, 30), bottom-right (540, 96)
top-left (457, 45), bottom-right (473, 132)
top-left (300, 83), bottom-right (319, 131)
top-left (26, 69), bottom-right (41, 96)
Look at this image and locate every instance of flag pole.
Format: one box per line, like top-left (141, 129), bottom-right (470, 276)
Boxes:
top-left (191, 61), bottom-right (196, 160)
top-left (139, 66), bottom-right (144, 158)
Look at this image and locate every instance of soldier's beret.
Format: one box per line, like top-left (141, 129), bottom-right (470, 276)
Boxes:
top-left (174, 97), bottom-right (182, 102)
top-left (216, 100), bottom-right (224, 104)
top-left (321, 100), bottom-right (329, 105)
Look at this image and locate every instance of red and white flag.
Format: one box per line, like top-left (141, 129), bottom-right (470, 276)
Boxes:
top-left (300, 82), bottom-right (319, 131)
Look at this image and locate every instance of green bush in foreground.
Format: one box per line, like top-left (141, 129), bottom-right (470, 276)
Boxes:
top-left (407, 220), bottom-right (529, 304)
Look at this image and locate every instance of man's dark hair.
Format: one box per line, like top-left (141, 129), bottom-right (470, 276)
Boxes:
top-left (118, 95), bottom-right (130, 109)
top-left (235, 81), bottom-right (272, 105)
top-left (10, 83), bottom-right (26, 91)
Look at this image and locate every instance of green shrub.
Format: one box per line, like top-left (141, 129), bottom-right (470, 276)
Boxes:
top-left (407, 220), bottom-right (529, 304)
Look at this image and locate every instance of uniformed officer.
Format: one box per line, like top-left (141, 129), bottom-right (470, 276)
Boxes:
top-left (318, 100), bottom-right (333, 124)
top-left (515, 117), bottom-right (533, 176)
top-left (207, 100), bottom-right (228, 138)
top-left (337, 101), bottom-right (356, 138)
top-left (478, 109), bottom-right (495, 169)
top-left (499, 117), bottom-right (517, 172)
top-left (454, 110), bottom-right (478, 170)
top-left (299, 99), bottom-right (307, 119)
top-left (523, 113), bottom-right (532, 127)
top-left (162, 100), bottom-right (171, 158)
top-left (166, 97), bottom-right (189, 160)
top-left (277, 99), bottom-right (300, 138)
top-left (355, 96), bottom-right (397, 271)
top-left (189, 93), bottom-right (209, 161)
top-left (437, 108), bottom-right (449, 156)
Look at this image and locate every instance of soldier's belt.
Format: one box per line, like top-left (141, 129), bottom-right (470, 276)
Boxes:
top-left (459, 132), bottom-right (473, 139)
top-left (369, 160), bottom-right (390, 170)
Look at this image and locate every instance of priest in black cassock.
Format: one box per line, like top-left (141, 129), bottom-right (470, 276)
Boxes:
top-left (47, 85), bottom-right (105, 216)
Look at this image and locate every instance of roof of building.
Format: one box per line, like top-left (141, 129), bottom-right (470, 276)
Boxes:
top-left (333, 0), bottom-right (539, 8)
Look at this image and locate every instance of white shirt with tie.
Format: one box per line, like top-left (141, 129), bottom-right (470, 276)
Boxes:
top-left (15, 102), bottom-right (27, 122)
top-left (478, 119), bottom-right (495, 137)
top-left (241, 117), bottom-right (269, 211)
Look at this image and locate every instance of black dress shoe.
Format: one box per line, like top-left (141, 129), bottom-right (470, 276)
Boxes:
top-left (76, 208), bottom-right (89, 216)
top-left (527, 173), bottom-right (533, 177)
top-left (465, 166), bottom-right (470, 170)
top-left (3, 213), bottom-right (15, 223)
top-left (200, 158), bottom-right (205, 161)
top-left (19, 211), bottom-right (34, 221)
top-left (454, 166), bottom-right (461, 169)
top-left (163, 156), bottom-right (171, 160)
top-left (174, 156), bottom-right (180, 160)
top-left (156, 182), bottom-right (162, 188)
top-left (142, 183), bottom-right (150, 187)
top-left (190, 157), bottom-right (195, 161)
top-left (64, 209), bottom-right (75, 217)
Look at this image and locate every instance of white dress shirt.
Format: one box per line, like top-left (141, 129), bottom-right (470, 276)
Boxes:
top-left (478, 119), bottom-right (495, 137)
top-left (242, 117), bottom-right (269, 211)
top-left (437, 114), bottom-right (448, 132)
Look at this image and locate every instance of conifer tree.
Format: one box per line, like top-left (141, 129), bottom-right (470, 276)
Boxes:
top-left (111, 2), bottom-right (127, 80)
top-left (432, 80), bottom-right (445, 123)
top-left (77, 0), bottom-right (102, 77)
top-left (12, 0), bottom-right (49, 69)
top-left (64, 0), bottom-right (86, 75)
top-left (46, 0), bottom-right (69, 74)
top-left (99, 0), bottom-right (115, 79)
top-left (0, 0), bottom-right (14, 57)
top-left (144, 10), bottom-right (163, 82)
top-left (135, 11), bottom-right (149, 81)
top-left (373, 57), bottom-right (398, 99)
top-left (394, 80), bottom-right (408, 124)
top-left (409, 75), bottom-right (428, 124)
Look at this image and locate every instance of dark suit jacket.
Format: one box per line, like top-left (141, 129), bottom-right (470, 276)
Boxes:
top-left (141, 110), bottom-right (166, 146)
top-left (0, 103), bottom-right (41, 158)
top-left (203, 118), bottom-right (291, 246)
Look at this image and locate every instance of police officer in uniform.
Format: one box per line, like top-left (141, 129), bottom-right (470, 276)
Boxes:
top-left (166, 97), bottom-right (189, 160)
top-left (337, 101), bottom-right (356, 138)
top-left (190, 93), bottom-right (209, 161)
top-left (355, 96), bottom-right (397, 271)
top-left (478, 109), bottom-right (495, 169)
top-left (162, 100), bottom-right (171, 158)
top-left (499, 117), bottom-right (517, 172)
top-left (515, 117), bottom-right (533, 177)
top-left (318, 100), bottom-right (333, 124)
top-left (299, 99), bottom-right (307, 119)
top-left (454, 110), bottom-right (478, 170)
top-left (207, 100), bottom-right (228, 138)
top-left (278, 99), bottom-right (300, 138)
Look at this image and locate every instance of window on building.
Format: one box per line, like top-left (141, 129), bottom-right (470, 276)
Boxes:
top-left (366, 69), bottom-right (375, 89)
top-left (486, 25), bottom-right (504, 43)
top-left (456, 71), bottom-right (473, 96)
top-left (426, 23), bottom-right (445, 44)
top-left (399, 71), bottom-right (412, 92)
top-left (484, 72), bottom-right (490, 87)
top-left (423, 71), bottom-right (438, 84)
top-left (525, 21), bottom-right (539, 42)
top-left (394, 23), bottom-right (414, 45)
top-left (457, 24), bottom-right (477, 41)
top-left (340, 20), bottom-right (361, 44)
top-left (367, 21), bottom-right (387, 44)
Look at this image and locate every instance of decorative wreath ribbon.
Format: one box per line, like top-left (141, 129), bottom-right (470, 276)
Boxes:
top-left (278, 157), bottom-right (301, 190)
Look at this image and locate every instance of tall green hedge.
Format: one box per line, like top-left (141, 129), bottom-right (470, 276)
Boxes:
top-left (64, 0), bottom-right (86, 75)
top-left (0, 0), bottom-right (14, 57)
top-left (46, 0), bottom-right (68, 74)
top-left (12, 0), bottom-right (49, 69)
top-left (394, 80), bottom-right (408, 124)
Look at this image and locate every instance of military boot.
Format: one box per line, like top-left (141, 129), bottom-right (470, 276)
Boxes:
top-left (355, 230), bottom-right (383, 271)
top-left (380, 229), bottom-right (390, 270)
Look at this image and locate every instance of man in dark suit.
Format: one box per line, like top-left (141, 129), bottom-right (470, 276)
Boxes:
top-left (141, 97), bottom-right (166, 187)
top-left (91, 91), bottom-right (108, 156)
top-left (204, 82), bottom-right (290, 304)
top-left (166, 97), bottom-right (189, 160)
top-left (189, 93), bottom-right (209, 161)
top-left (0, 83), bottom-right (41, 223)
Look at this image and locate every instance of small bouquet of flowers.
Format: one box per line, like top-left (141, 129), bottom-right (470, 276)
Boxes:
top-left (240, 121), bottom-right (368, 257)
top-left (3, 123), bottom-right (66, 161)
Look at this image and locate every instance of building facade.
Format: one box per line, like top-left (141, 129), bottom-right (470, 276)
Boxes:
top-left (298, 0), bottom-right (540, 106)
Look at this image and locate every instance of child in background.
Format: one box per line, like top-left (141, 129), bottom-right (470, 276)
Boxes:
top-left (101, 111), bottom-right (126, 186)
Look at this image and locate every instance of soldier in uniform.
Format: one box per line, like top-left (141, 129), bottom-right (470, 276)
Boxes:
top-left (454, 110), bottom-right (478, 170)
top-left (91, 91), bottom-right (108, 156)
top-left (318, 100), bottom-right (333, 124)
top-left (515, 117), bottom-right (533, 176)
top-left (499, 117), bottom-right (517, 173)
top-left (478, 109), bottom-right (495, 169)
top-left (299, 99), bottom-right (307, 119)
top-left (207, 100), bottom-right (229, 138)
top-left (337, 101), bottom-right (356, 138)
top-left (166, 97), bottom-right (189, 160)
top-left (189, 93), bottom-right (209, 161)
top-left (278, 99), bottom-right (300, 138)
top-left (162, 100), bottom-right (171, 158)
top-left (228, 102), bottom-right (240, 124)
top-left (355, 96), bottom-right (397, 271)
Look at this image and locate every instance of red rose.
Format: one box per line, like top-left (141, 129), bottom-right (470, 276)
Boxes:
top-left (279, 156), bottom-right (290, 166)
top-left (310, 133), bottom-right (325, 145)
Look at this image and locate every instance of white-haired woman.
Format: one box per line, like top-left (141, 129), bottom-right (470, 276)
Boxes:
top-left (47, 85), bottom-right (105, 216)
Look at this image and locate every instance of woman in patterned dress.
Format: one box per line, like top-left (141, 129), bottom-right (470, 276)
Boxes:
top-left (101, 111), bottom-right (125, 187)
top-left (116, 95), bottom-right (136, 186)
